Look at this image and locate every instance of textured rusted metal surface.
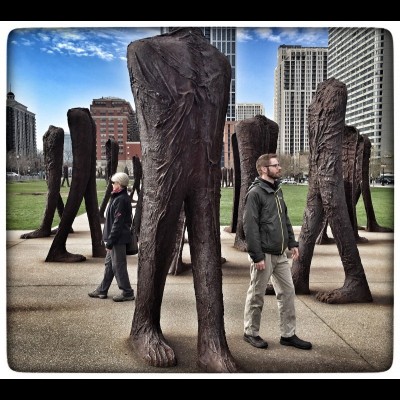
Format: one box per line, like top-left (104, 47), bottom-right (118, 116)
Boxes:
top-left (127, 28), bottom-right (239, 372)
top-left (316, 127), bottom-right (392, 244)
top-left (233, 115), bottom-right (278, 251)
top-left (45, 108), bottom-right (105, 262)
top-left (20, 126), bottom-right (65, 239)
top-left (99, 138), bottom-right (119, 222)
top-left (291, 78), bottom-right (372, 304)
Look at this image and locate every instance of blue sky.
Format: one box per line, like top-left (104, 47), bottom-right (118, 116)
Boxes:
top-left (6, 24), bottom-right (329, 150)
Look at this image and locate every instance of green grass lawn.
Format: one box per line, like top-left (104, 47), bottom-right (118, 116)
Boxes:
top-left (6, 180), bottom-right (394, 231)
top-left (219, 184), bottom-right (394, 229)
top-left (6, 179), bottom-right (108, 230)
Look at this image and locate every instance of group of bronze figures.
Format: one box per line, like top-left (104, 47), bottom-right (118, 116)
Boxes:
top-left (20, 28), bottom-right (392, 372)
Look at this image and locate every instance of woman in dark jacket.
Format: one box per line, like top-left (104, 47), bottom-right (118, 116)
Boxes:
top-left (88, 172), bottom-right (135, 302)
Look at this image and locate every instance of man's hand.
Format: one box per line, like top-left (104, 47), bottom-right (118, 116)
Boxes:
top-left (255, 260), bottom-right (266, 270)
top-left (291, 247), bottom-right (299, 261)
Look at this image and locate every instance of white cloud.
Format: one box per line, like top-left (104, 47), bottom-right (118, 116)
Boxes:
top-left (255, 27), bottom-right (281, 42)
top-left (9, 27), bottom-right (160, 62)
top-left (236, 28), bottom-right (253, 42)
top-left (237, 27), bottom-right (328, 47)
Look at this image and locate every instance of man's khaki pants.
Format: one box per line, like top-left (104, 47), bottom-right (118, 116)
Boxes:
top-left (244, 252), bottom-right (296, 338)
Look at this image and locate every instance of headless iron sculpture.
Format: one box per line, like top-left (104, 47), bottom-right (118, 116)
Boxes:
top-left (45, 108), bottom-right (105, 262)
top-left (127, 28), bottom-right (239, 372)
top-left (291, 78), bottom-right (373, 304)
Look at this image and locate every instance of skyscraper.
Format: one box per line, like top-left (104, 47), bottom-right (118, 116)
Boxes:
top-left (328, 27), bottom-right (393, 166)
top-left (274, 45), bottom-right (328, 155)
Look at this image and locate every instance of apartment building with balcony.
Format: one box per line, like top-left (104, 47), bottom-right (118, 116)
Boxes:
top-left (327, 27), bottom-right (393, 169)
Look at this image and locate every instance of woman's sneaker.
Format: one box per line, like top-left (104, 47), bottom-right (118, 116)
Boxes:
top-left (88, 289), bottom-right (107, 299)
top-left (112, 293), bottom-right (135, 302)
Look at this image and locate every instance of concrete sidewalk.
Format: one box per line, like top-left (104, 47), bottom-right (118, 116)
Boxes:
top-left (4, 212), bottom-right (397, 378)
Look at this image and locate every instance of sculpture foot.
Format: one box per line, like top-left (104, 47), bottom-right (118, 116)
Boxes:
top-left (50, 227), bottom-right (74, 235)
top-left (131, 330), bottom-right (177, 368)
top-left (355, 236), bottom-right (369, 244)
top-left (233, 239), bottom-right (247, 252)
top-left (197, 347), bottom-right (241, 373)
top-left (45, 251), bottom-right (86, 263)
top-left (316, 236), bottom-right (336, 245)
top-left (20, 229), bottom-right (52, 239)
top-left (168, 262), bottom-right (192, 276)
top-left (366, 223), bottom-right (393, 233)
top-left (265, 283), bottom-right (275, 295)
top-left (220, 257), bottom-right (227, 265)
top-left (315, 278), bottom-right (373, 304)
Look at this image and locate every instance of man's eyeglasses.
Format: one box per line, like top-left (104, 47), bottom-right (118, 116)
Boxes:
top-left (265, 163), bottom-right (280, 168)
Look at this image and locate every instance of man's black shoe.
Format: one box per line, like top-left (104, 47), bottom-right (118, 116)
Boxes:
top-left (243, 334), bottom-right (268, 348)
top-left (280, 334), bottom-right (312, 350)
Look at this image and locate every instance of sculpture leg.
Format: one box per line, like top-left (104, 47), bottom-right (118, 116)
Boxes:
top-left (186, 188), bottom-right (239, 372)
top-left (168, 206), bottom-right (191, 275)
top-left (84, 139), bottom-right (107, 258)
top-left (130, 187), bottom-right (185, 368)
top-left (45, 108), bottom-right (94, 262)
top-left (316, 180), bottom-right (372, 303)
top-left (127, 27), bottom-right (237, 372)
top-left (21, 126), bottom-right (64, 239)
top-left (291, 180), bottom-right (325, 294)
top-left (315, 216), bottom-right (335, 245)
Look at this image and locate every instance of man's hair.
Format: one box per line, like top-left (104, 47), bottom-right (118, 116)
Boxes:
top-left (256, 153), bottom-right (277, 175)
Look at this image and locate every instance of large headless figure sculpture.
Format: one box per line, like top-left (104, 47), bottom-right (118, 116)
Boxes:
top-left (127, 28), bottom-right (239, 372)
top-left (316, 126), bottom-right (393, 244)
top-left (99, 138), bottom-right (119, 223)
top-left (45, 108), bottom-right (106, 262)
top-left (291, 78), bottom-right (372, 304)
top-left (233, 115), bottom-right (279, 251)
top-left (21, 126), bottom-right (67, 239)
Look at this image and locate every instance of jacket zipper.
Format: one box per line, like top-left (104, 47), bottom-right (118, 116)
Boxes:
top-left (274, 189), bottom-right (284, 254)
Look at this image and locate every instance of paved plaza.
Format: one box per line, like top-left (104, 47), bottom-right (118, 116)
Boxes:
top-left (4, 212), bottom-right (398, 378)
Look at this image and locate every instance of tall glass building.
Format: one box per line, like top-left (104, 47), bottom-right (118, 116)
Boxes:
top-left (328, 27), bottom-right (394, 165)
top-left (274, 45), bottom-right (328, 155)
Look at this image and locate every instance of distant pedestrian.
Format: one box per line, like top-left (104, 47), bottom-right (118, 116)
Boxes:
top-left (88, 172), bottom-right (135, 302)
top-left (243, 153), bottom-right (312, 350)
top-left (61, 164), bottom-right (70, 187)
